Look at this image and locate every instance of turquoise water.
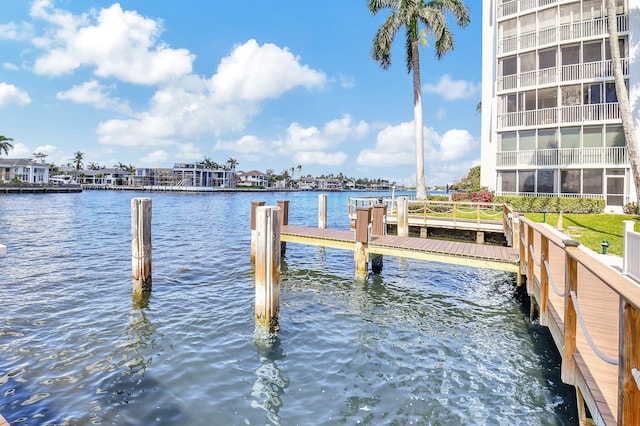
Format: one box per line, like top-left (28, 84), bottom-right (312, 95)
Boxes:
top-left (0, 191), bottom-right (577, 425)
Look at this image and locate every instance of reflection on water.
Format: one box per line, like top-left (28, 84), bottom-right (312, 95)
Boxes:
top-left (252, 337), bottom-right (288, 424)
top-left (0, 191), bottom-right (578, 425)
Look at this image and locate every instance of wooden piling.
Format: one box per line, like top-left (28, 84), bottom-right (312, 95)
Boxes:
top-left (250, 201), bottom-right (266, 263)
top-left (371, 204), bottom-right (387, 274)
top-left (318, 194), bottom-right (327, 229)
top-left (619, 301), bottom-right (640, 424)
top-left (255, 206), bottom-right (281, 334)
top-left (131, 198), bottom-right (152, 293)
top-left (277, 200), bottom-right (289, 255)
top-left (562, 245), bottom-right (579, 385)
top-left (397, 196), bottom-right (409, 237)
top-left (354, 207), bottom-right (371, 279)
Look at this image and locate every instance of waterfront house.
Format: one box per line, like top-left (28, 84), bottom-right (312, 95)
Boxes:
top-left (238, 170), bottom-right (269, 188)
top-left (481, 0), bottom-right (639, 212)
top-left (77, 168), bottom-right (131, 186)
top-left (0, 154), bottom-right (50, 184)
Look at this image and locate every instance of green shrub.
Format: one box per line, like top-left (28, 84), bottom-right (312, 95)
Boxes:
top-left (427, 195), bottom-right (450, 201)
top-left (493, 195), bottom-right (605, 214)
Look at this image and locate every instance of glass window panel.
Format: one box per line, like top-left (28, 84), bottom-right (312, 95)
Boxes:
top-left (501, 19), bottom-right (517, 38)
top-left (583, 41), bottom-right (602, 62)
top-left (605, 38), bottom-right (626, 59)
top-left (501, 56), bottom-right (517, 76)
top-left (605, 82), bottom-right (618, 103)
top-left (583, 127), bottom-right (603, 147)
top-left (538, 129), bottom-right (558, 149)
top-left (561, 127), bottom-right (581, 148)
top-left (560, 3), bottom-right (581, 24)
top-left (524, 90), bottom-right (537, 111)
top-left (584, 83), bottom-right (602, 104)
top-left (562, 45), bottom-right (580, 65)
top-left (520, 52), bottom-right (536, 72)
top-left (520, 14), bottom-right (536, 33)
top-left (562, 85), bottom-right (582, 105)
top-left (607, 168), bottom-right (625, 176)
top-left (501, 171), bottom-right (516, 192)
top-left (500, 132), bottom-right (517, 151)
top-left (519, 130), bottom-right (536, 150)
top-left (606, 125), bottom-right (625, 147)
top-left (539, 49), bottom-right (556, 69)
top-left (583, 0), bottom-right (602, 19)
top-left (538, 88), bottom-right (557, 109)
top-left (537, 170), bottom-right (555, 193)
top-left (539, 9), bottom-right (557, 29)
top-left (583, 169), bottom-right (603, 194)
top-left (519, 171), bottom-right (535, 193)
top-left (561, 170), bottom-right (581, 193)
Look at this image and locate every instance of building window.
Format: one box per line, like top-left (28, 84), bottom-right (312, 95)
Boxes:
top-left (583, 126), bottom-right (603, 147)
top-left (501, 171), bottom-right (516, 192)
top-left (519, 130), bottom-right (536, 150)
top-left (537, 170), bottom-right (556, 194)
top-left (583, 169), bottom-right (603, 194)
top-left (605, 125), bottom-right (625, 147)
top-left (561, 170), bottom-right (581, 193)
top-left (500, 56), bottom-right (517, 77)
top-left (499, 132), bottom-right (517, 151)
top-left (560, 127), bottom-right (580, 149)
top-left (519, 170), bottom-right (535, 193)
top-left (538, 129), bottom-right (558, 149)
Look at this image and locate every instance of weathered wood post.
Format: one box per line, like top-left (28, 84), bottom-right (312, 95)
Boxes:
top-left (539, 235), bottom-right (549, 326)
top-left (371, 204), bottom-right (387, 274)
top-left (131, 197), bottom-right (152, 293)
top-left (397, 196), bottom-right (409, 237)
top-left (561, 240), bottom-right (580, 385)
top-left (318, 194), bottom-right (327, 229)
top-left (619, 300), bottom-right (640, 424)
top-left (513, 216), bottom-right (522, 287)
top-left (277, 200), bottom-right (289, 255)
top-left (255, 206), bottom-right (281, 334)
top-left (354, 206), bottom-right (372, 280)
top-left (250, 201), bottom-right (266, 263)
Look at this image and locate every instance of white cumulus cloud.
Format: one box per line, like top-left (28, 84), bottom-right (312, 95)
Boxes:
top-left (0, 82), bottom-right (31, 107)
top-left (423, 74), bottom-right (479, 100)
top-left (57, 80), bottom-right (131, 113)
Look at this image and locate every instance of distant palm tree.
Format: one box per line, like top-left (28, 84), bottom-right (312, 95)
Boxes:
top-left (0, 135), bottom-right (14, 156)
top-left (369, 0), bottom-right (470, 200)
top-left (226, 157), bottom-right (238, 171)
top-left (72, 151), bottom-right (84, 179)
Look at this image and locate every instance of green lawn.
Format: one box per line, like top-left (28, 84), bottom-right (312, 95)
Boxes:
top-left (525, 213), bottom-right (640, 256)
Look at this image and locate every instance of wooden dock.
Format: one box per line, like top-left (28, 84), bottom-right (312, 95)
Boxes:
top-left (519, 216), bottom-right (640, 425)
top-left (281, 225), bottom-right (519, 272)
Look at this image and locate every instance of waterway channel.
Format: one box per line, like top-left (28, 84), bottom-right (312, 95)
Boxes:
top-left (0, 190), bottom-right (578, 424)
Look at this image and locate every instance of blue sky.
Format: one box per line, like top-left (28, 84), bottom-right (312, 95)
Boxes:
top-left (0, 0), bottom-right (482, 186)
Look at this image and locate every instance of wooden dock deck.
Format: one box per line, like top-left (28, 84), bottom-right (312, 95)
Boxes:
top-left (520, 217), bottom-right (640, 425)
top-left (281, 225), bottom-right (520, 273)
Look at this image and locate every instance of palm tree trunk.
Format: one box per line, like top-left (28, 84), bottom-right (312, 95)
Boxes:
top-left (606, 0), bottom-right (640, 203)
top-left (412, 39), bottom-right (426, 200)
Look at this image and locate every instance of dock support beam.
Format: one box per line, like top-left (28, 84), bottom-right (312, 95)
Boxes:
top-left (318, 194), bottom-right (327, 229)
top-left (131, 198), bottom-right (152, 293)
top-left (397, 196), bottom-right (409, 237)
top-left (277, 200), bottom-right (289, 255)
top-left (354, 207), bottom-right (371, 280)
top-left (255, 206), bottom-right (281, 334)
top-left (250, 201), bottom-right (266, 263)
top-left (371, 204), bottom-right (387, 274)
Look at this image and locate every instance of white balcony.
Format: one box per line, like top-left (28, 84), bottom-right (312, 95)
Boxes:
top-left (496, 146), bottom-right (628, 167)
top-left (498, 103), bottom-right (620, 129)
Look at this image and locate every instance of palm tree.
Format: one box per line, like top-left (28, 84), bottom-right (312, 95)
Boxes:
top-left (369, 0), bottom-right (470, 200)
top-left (0, 135), bottom-right (14, 156)
top-left (226, 157), bottom-right (238, 171)
top-left (72, 151), bottom-right (84, 179)
top-left (606, 0), bottom-right (640, 200)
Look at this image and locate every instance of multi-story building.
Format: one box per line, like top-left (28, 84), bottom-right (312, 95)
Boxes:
top-left (0, 153), bottom-right (50, 184)
top-left (481, 0), bottom-right (638, 211)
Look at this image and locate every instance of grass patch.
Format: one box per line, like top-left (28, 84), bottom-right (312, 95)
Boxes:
top-left (525, 213), bottom-right (640, 256)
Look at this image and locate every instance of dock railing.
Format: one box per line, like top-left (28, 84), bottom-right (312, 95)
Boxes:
top-left (623, 220), bottom-right (640, 283)
top-left (519, 216), bottom-right (640, 425)
top-left (347, 197), bottom-right (506, 228)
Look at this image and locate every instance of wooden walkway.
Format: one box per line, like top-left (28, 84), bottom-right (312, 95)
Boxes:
top-left (281, 225), bottom-right (519, 272)
top-left (520, 219), bottom-right (640, 425)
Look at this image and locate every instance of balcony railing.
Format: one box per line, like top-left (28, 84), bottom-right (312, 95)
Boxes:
top-left (498, 103), bottom-right (620, 129)
top-left (498, 58), bottom-right (629, 92)
top-left (496, 146), bottom-right (628, 167)
top-left (498, 15), bottom-right (628, 55)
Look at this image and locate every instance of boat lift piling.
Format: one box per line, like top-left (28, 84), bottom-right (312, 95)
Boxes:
top-left (254, 206), bottom-right (281, 334)
top-left (131, 197), bottom-right (152, 293)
